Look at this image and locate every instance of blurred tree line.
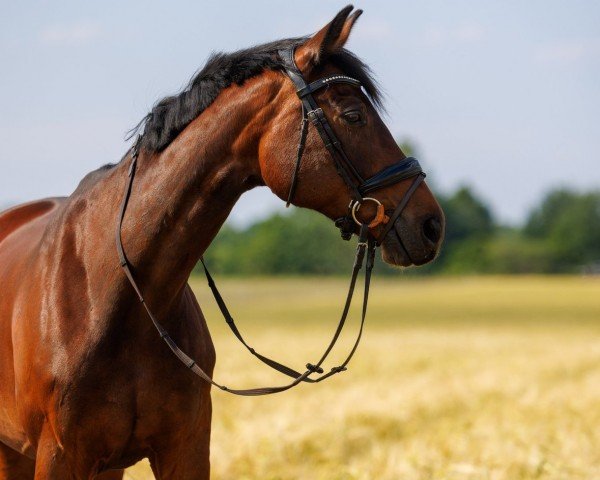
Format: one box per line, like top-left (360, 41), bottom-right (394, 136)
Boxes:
top-left (200, 186), bottom-right (600, 276)
top-left (431, 187), bottom-right (600, 274)
top-left (200, 141), bottom-right (600, 276)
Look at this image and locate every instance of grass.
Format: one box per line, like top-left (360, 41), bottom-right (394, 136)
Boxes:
top-left (124, 275), bottom-right (600, 480)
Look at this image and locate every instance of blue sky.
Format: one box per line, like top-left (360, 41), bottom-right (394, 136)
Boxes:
top-left (1, 1), bottom-right (599, 225)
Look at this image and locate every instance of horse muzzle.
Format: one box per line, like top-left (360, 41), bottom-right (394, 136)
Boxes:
top-left (380, 212), bottom-right (444, 267)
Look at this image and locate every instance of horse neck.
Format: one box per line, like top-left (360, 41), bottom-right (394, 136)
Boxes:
top-left (100, 76), bottom-right (278, 317)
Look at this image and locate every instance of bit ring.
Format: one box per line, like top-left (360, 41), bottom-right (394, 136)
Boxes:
top-left (351, 198), bottom-right (390, 228)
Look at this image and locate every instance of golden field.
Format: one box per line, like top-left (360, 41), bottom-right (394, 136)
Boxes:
top-left (124, 276), bottom-right (600, 480)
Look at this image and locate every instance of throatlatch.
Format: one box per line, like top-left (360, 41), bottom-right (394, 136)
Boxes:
top-left (115, 47), bottom-right (425, 396)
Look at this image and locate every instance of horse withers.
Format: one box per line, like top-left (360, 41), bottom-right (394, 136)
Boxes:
top-left (0, 6), bottom-right (444, 479)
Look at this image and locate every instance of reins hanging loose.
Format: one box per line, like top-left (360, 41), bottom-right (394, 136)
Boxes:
top-left (115, 47), bottom-right (426, 396)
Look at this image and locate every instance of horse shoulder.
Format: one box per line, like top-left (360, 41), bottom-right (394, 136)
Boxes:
top-left (0, 199), bottom-right (66, 455)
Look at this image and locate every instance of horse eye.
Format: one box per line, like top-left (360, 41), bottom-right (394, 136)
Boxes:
top-left (342, 110), bottom-right (364, 125)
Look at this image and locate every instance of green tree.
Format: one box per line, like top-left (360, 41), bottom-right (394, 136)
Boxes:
top-left (201, 209), bottom-right (356, 275)
top-left (441, 186), bottom-right (494, 244)
top-left (432, 186), bottom-right (495, 273)
top-left (524, 189), bottom-right (600, 271)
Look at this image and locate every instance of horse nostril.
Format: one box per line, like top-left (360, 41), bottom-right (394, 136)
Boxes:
top-left (423, 216), bottom-right (442, 245)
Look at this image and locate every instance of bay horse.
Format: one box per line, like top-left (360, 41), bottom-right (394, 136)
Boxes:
top-left (0, 6), bottom-right (444, 479)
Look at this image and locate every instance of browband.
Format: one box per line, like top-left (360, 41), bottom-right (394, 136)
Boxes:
top-left (296, 75), bottom-right (362, 98)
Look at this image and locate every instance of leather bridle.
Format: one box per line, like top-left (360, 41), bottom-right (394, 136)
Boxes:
top-left (115, 47), bottom-right (426, 396)
top-left (278, 48), bottom-right (426, 244)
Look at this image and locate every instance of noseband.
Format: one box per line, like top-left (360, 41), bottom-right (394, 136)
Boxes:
top-left (115, 48), bottom-right (425, 396)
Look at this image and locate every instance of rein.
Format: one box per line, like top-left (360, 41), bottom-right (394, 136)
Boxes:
top-left (115, 48), bottom-right (425, 396)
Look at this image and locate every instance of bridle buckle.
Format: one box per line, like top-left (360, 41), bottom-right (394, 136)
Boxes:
top-left (307, 108), bottom-right (324, 124)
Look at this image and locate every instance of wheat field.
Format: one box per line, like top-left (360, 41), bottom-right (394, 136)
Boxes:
top-left (124, 276), bottom-right (600, 480)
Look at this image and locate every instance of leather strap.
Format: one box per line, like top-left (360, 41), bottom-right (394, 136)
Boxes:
top-left (116, 151), bottom-right (375, 396)
top-left (199, 222), bottom-right (371, 383)
top-left (285, 105), bottom-right (308, 207)
top-left (296, 75), bottom-right (361, 99)
top-left (376, 173), bottom-right (426, 245)
top-left (279, 48), bottom-right (364, 204)
top-left (359, 157), bottom-right (423, 195)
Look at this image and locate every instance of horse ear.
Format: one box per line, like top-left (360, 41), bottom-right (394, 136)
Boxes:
top-left (295, 6), bottom-right (363, 72)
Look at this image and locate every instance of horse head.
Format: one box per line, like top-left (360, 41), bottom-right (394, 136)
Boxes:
top-left (257, 6), bottom-right (445, 266)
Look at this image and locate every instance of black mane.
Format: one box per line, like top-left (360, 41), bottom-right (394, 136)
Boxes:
top-left (130, 37), bottom-right (382, 153)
